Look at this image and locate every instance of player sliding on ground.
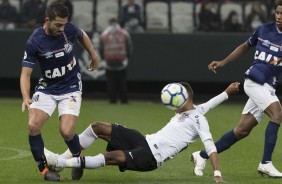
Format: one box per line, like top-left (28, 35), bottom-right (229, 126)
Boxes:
top-left (45, 82), bottom-right (240, 183)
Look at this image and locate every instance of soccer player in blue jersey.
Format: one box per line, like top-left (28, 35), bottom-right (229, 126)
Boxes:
top-left (192, 2), bottom-right (282, 178)
top-left (20, 1), bottom-right (99, 181)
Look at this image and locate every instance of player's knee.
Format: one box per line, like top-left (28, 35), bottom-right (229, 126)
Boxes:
top-left (104, 151), bottom-right (126, 166)
top-left (28, 122), bottom-right (41, 135)
top-left (91, 122), bottom-right (108, 135)
top-left (270, 112), bottom-right (282, 123)
top-left (60, 130), bottom-right (74, 141)
top-left (234, 127), bottom-right (250, 139)
top-left (104, 154), bottom-right (116, 165)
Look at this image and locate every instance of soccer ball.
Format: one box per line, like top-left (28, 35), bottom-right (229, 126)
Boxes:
top-left (161, 83), bottom-right (188, 110)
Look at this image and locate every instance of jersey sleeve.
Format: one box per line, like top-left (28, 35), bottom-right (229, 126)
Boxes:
top-left (68, 22), bottom-right (83, 40)
top-left (247, 26), bottom-right (260, 46)
top-left (191, 115), bottom-right (217, 156)
top-left (72, 22), bottom-right (83, 39)
top-left (195, 92), bottom-right (228, 115)
top-left (21, 40), bottom-right (37, 68)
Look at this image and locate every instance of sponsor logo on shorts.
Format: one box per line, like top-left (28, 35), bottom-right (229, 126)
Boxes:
top-left (269, 89), bottom-right (275, 96)
top-left (32, 94), bottom-right (39, 102)
top-left (70, 95), bottom-right (77, 102)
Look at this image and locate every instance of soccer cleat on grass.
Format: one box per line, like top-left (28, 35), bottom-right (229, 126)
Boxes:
top-left (71, 167), bottom-right (83, 180)
top-left (191, 151), bottom-right (206, 176)
top-left (44, 147), bottom-right (63, 172)
top-left (258, 162), bottom-right (282, 178)
top-left (71, 156), bottom-right (85, 180)
top-left (41, 167), bottom-right (61, 181)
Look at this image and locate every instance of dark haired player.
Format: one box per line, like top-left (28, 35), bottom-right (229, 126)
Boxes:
top-left (192, 2), bottom-right (282, 178)
top-left (20, 1), bottom-right (99, 181)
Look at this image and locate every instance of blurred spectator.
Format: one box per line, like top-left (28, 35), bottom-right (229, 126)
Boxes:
top-left (100, 18), bottom-right (133, 104)
top-left (222, 10), bottom-right (243, 32)
top-left (58, 0), bottom-right (73, 21)
top-left (265, 0), bottom-right (276, 22)
top-left (245, 1), bottom-right (267, 31)
top-left (119, 0), bottom-right (144, 33)
top-left (0, 0), bottom-right (18, 30)
top-left (20, 0), bottom-right (46, 28)
top-left (198, 0), bottom-right (220, 31)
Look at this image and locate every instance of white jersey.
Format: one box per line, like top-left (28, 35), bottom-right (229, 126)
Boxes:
top-left (146, 91), bottom-right (228, 167)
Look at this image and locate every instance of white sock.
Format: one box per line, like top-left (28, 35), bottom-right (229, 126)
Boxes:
top-left (59, 149), bottom-right (73, 159)
top-left (60, 125), bottom-right (98, 159)
top-left (79, 124), bottom-right (98, 149)
top-left (57, 154), bottom-right (105, 169)
top-left (57, 157), bottom-right (81, 168)
top-left (85, 154), bottom-right (106, 169)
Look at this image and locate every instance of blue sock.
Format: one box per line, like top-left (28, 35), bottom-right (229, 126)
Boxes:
top-left (262, 121), bottom-right (280, 164)
top-left (65, 133), bottom-right (81, 157)
top-left (29, 134), bottom-right (45, 171)
top-left (200, 130), bottom-right (238, 159)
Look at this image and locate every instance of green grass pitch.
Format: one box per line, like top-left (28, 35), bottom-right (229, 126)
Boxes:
top-left (1, 97), bottom-right (282, 184)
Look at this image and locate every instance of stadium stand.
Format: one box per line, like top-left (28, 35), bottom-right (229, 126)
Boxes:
top-left (7, 0), bottom-right (274, 33)
top-left (96, 0), bottom-right (119, 32)
top-left (220, 1), bottom-right (243, 25)
top-left (145, 1), bottom-right (169, 32)
top-left (122, 0), bottom-right (144, 7)
top-left (171, 1), bottom-right (194, 33)
top-left (10, 0), bottom-right (20, 12)
top-left (72, 0), bottom-right (93, 32)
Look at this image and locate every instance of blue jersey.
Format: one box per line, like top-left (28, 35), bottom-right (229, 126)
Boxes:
top-left (22, 22), bottom-right (83, 95)
top-left (245, 22), bottom-right (282, 87)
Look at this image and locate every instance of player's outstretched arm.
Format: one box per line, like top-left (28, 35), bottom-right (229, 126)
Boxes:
top-left (224, 82), bottom-right (240, 96)
top-left (78, 30), bottom-right (100, 71)
top-left (197, 82), bottom-right (240, 115)
top-left (208, 42), bottom-right (251, 74)
top-left (201, 137), bottom-right (224, 183)
top-left (209, 152), bottom-right (224, 183)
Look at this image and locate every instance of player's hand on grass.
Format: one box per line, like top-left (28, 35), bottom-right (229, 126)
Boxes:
top-left (214, 176), bottom-right (225, 183)
top-left (225, 82), bottom-right (240, 96)
top-left (22, 98), bottom-right (32, 112)
top-left (208, 61), bottom-right (225, 74)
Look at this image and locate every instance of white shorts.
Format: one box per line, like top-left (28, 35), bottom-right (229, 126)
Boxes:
top-left (29, 91), bottom-right (82, 117)
top-left (242, 79), bottom-right (279, 122)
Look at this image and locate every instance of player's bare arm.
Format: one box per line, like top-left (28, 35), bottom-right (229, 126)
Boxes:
top-left (20, 67), bottom-right (33, 112)
top-left (78, 30), bottom-right (100, 71)
top-left (224, 82), bottom-right (240, 96)
top-left (208, 42), bottom-right (251, 73)
top-left (209, 152), bottom-right (224, 183)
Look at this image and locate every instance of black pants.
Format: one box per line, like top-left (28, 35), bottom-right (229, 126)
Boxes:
top-left (107, 124), bottom-right (157, 172)
top-left (106, 69), bottom-right (128, 103)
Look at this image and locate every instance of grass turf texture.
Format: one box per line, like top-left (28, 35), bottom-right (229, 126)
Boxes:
top-left (1, 98), bottom-right (282, 184)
